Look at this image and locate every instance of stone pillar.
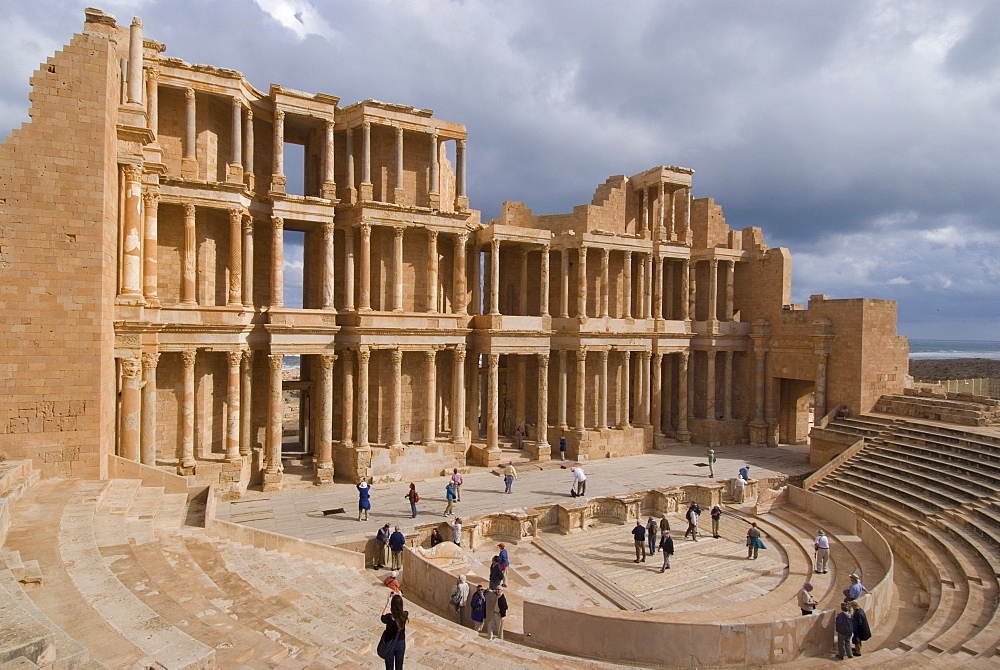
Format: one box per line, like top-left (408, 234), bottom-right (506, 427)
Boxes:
top-left (428, 132), bottom-right (440, 208)
top-left (240, 350), bottom-right (253, 456)
top-left (360, 120), bottom-right (372, 201)
top-left (146, 66), bottom-right (159, 136)
top-left (489, 239), bottom-right (500, 315)
top-left (537, 353), bottom-right (549, 445)
top-left (680, 259), bottom-right (690, 320)
top-left (657, 182), bottom-right (665, 240)
top-left (815, 350), bottom-right (829, 419)
top-left (452, 347), bottom-right (466, 442)
top-left (619, 351), bottom-right (631, 428)
top-left (229, 98), bottom-right (243, 182)
top-left (751, 339), bottom-right (768, 448)
top-left (344, 228), bottom-right (356, 311)
top-left (427, 229), bottom-right (438, 313)
top-left (392, 227), bottom-right (404, 312)
top-left (664, 260), bottom-right (673, 320)
top-left (242, 216), bottom-right (254, 308)
top-left (540, 247), bottom-right (550, 317)
top-left (577, 247), bottom-right (587, 318)
top-left (518, 250), bottom-right (529, 315)
top-left (341, 349), bottom-right (354, 445)
top-left (424, 349), bottom-right (437, 443)
top-left (676, 351), bottom-right (691, 442)
top-left (357, 347), bottom-right (370, 446)
top-left (598, 349), bottom-right (609, 428)
top-left (638, 187), bottom-right (647, 234)
top-left (663, 354), bottom-right (673, 433)
top-left (181, 204), bottom-right (197, 305)
top-left (320, 222), bottom-right (335, 310)
top-left (228, 209), bottom-right (243, 306)
top-left (644, 254), bottom-right (654, 319)
top-left (683, 188), bottom-right (693, 242)
top-left (688, 260), bottom-right (697, 321)
top-left (127, 18), bottom-right (143, 104)
top-left (394, 125), bottom-right (405, 204)
top-left (559, 250), bottom-right (570, 318)
top-left (271, 109), bottom-right (285, 193)
top-left (599, 248), bottom-right (610, 318)
top-left (315, 353), bottom-right (335, 483)
top-left (270, 216), bottom-right (284, 307)
top-left (706, 350), bottom-right (717, 421)
top-left (466, 353), bottom-right (479, 437)
top-left (472, 243), bottom-right (482, 315)
top-left (243, 109), bottom-right (254, 190)
top-left (140, 353), bottom-right (158, 465)
top-left (359, 223), bottom-right (372, 310)
top-left (142, 190), bottom-right (159, 306)
top-left (668, 188), bottom-right (676, 240)
top-left (119, 164), bottom-right (143, 301)
top-left (455, 139), bottom-right (468, 210)
top-left (225, 351), bottom-right (242, 461)
top-left (179, 350), bottom-right (197, 474)
top-left (623, 251), bottom-right (632, 319)
top-left (322, 119), bottom-right (337, 199)
top-left (183, 88), bottom-right (196, 175)
top-left (515, 355), bottom-right (527, 432)
top-left (638, 351), bottom-right (651, 425)
top-left (652, 353), bottom-right (662, 435)
top-left (708, 259), bottom-right (719, 324)
top-left (487, 353), bottom-right (500, 450)
top-left (575, 348), bottom-right (587, 430)
top-left (264, 354), bottom-right (283, 490)
top-left (345, 127), bottom-right (356, 203)
top-left (725, 261), bottom-right (735, 320)
top-left (723, 350), bottom-right (734, 420)
top-left (557, 350), bottom-right (568, 428)
top-left (653, 256), bottom-right (663, 319)
top-left (389, 349), bottom-right (403, 447)
top-left (453, 233), bottom-right (468, 314)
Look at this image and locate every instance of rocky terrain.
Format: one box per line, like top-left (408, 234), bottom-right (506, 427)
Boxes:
top-left (910, 358), bottom-right (1000, 381)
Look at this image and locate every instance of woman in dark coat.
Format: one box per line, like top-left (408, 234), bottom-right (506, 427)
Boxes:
top-left (850, 600), bottom-right (872, 656)
top-left (379, 593), bottom-right (408, 669)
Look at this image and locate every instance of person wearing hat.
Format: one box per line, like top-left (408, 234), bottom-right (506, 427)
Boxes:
top-left (375, 523), bottom-right (392, 569)
top-left (746, 522), bottom-right (766, 559)
top-left (798, 582), bottom-right (817, 615)
top-left (707, 448), bottom-right (716, 478)
top-left (497, 543), bottom-right (509, 587)
top-left (843, 573), bottom-right (867, 601)
top-left (383, 570), bottom-right (401, 595)
top-left (814, 529), bottom-right (831, 574)
top-left (357, 479), bottom-right (372, 522)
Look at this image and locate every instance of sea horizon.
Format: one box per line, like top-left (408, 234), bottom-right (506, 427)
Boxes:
top-left (908, 338), bottom-right (1000, 361)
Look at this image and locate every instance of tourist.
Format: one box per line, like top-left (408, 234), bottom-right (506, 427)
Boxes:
top-left (450, 574), bottom-right (470, 625)
top-left (732, 476), bottom-right (746, 503)
top-left (389, 526), bottom-right (406, 570)
top-left (646, 517), bottom-right (658, 556)
top-left (571, 466), bottom-right (587, 497)
top-left (498, 543), bottom-right (509, 587)
top-left (659, 516), bottom-right (670, 535)
top-left (405, 483), bottom-right (419, 518)
top-left (515, 424), bottom-right (525, 450)
top-left (429, 527), bottom-right (444, 547)
top-left (850, 600), bottom-right (872, 656)
top-left (632, 521), bottom-right (647, 562)
top-left (378, 593), bottom-right (407, 669)
top-left (357, 479), bottom-right (372, 522)
top-left (814, 529), bottom-right (831, 574)
top-left (485, 587), bottom-right (508, 640)
top-left (798, 583), bottom-right (817, 615)
top-left (739, 465), bottom-right (750, 481)
top-left (559, 436), bottom-right (567, 460)
top-left (375, 523), bottom-right (392, 569)
top-left (835, 602), bottom-right (854, 659)
top-left (710, 505), bottom-right (722, 538)
top-left (489, 555), bottom-right (504, 590)
top-left (843, 573), bottom-right (867, 601)
top-left (444, 482), bottom-right (456, 516)
top-left (746, 522), bottom-right (766, 559)
top-left (450, 468), bottom-right (463, 501)
top-left (448, 517), bottom-right (463, 546)
top-left (684, 503), bottom-right (701, 541)
top-left (503, 462), bottom-right (517, 493)
top-left (383, 570), bottom-right (401, 595)
top-left (658, 530), bottom-right (674, 572)
top-left (470, 584), bottom-right (487, 631)
top-left (707, 448), bottom-right (716, 477)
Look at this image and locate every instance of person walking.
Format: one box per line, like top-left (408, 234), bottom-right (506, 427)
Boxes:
top-left (571, 466), bottom-right (587, 497)
top-left (503, 463), bottom-right (517, 494)
top-left (632, 521), bottom-right (647, 562)
top-left (388, 526), bottom-right (406, 570)
top-left (798, 583), bottom-right (817, 615)
top-left (357, 479), bottom-right (372, 522)
top-left (498, 543), bottom-right (510, 587)
top-left (746, 522), bottom-right (766, 559)
top-left (375, 523), bottom-right (392, 569)
top-left (448, 517), bottom-right (463, 546)
top-left (450, 574), bottom-right (470, 625)
top-left (444, 482), bottom-right (457, 516)
top-left (707, 448), bottom-right (716, 477)
top-left (450, 468), bottom-right (463, 501)
top-left (470, 585), bottom-right (487, 632)
top-left (814, 529), bottom-right (831, 574)
top-left (684, 503), bottom-right (701, 541)
top-left (850, 600), bottom-right (872, 656)
top-left (378, 593), bottom-right (407, 669)
top-left (710, 505), bottom-right (722, 538)
top-left (658, 530), bottom-right (674, 572)
top-left (835, 602), bottom-right (855, 659)
top-left (405, 483), bottom-right (419, 518)
top-left (485, 587), bottom-right (508, 641)
top-left (489, 555), bottom-right (504, 590)
top-left (559, 436), bottom-right (567, 460)
top-left (646, 517), bottom-right (658, 556)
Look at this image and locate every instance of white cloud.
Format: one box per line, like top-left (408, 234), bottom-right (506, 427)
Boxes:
top-left (251, 0), bottom-right (337, 40)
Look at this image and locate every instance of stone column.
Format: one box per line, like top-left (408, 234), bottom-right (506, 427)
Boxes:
top-left (321, 119), bottom-right (336, 199)
top-left (359, 223), bottom-right (372, 310)
top-left (392, 227), bottom-right (404, 312)
top-left (723, 350), bottom-right (733, 420)
top-left (683, 188), bottom-right (692, 242)
top-left (264, 354), bottom-right (283, 490)
top-left (489, 239), bottom-right (500, 315)
top-left (487, 353), bottom-right (500, 450)
top-left (139, 353), bottom-right (158, 465)
top-left (653, 256), bottom-right (663, 319)
top-left (270, 216), bottom-right (284, 307)
top-left (345, 127), bottom-right (356, 203)
top-left (466, 353), bottom-right (479, 436)
top-left (472, 243), bottom-right (482, 315)
top-left (315, 353), bottom-right (335, 482)
top-left (676, 351), bottom-right (690, 442)
top-left (229, 98), bottom-right (243, 182)
top-left (225, 351), bottom-right (242, 461)
top-left (537, 353), bottom-right (549, 445)
top-left (271, 109), bottom-right (285, 193)
top-left (680, 259), bottom-right (691, 320)
top-left (598, 349), bottom-right (609, 428)
top-left (708, 259), bottom-right (719, 323)
top-left (663, 354), bottom-right (673, 432)
top-left (688, 260), bottom-right (697, 321)
top-left (181, 204), bottom-right (197, 305)
top-left (424, 349), bottom-right (437, 443)
top-left (518, 250), bottom-right (529, 315)
top-left (394, 125), bottom-right (405, 204)
top-left (652, 353), bottom-right (662, 435)
top-left (344, 228), bottom-right (356, 311)
top-left (119, 164), bottom-right (143, 301)
top-left (341, 349), bottom-right (354, 445)
top-left (244, 109), bottom-right (254, 189)
top-left (706, 350), bottom-right (717, 421)
top-left (559, 250), bottom-right (570, 318)
top-left (358, 348), bottom-right (371, 447)
top-left (428, 131), bottom-right (440, 208)
top-left (514, 355), bottom-right (527, 432)
top-left (389, 349), bottom-right (403, 447)
top-left (725, 260), bottom-right (735, 320)
top-left (751, 337), bottom-right (768, 447)
top-left (657, 182), bottom-right (665, 240)
top-left (540, 247), bottom-right (550, 317)
top-left (228, 209), bottom-right (243, 306)
top-left (577, 247), bottom-right (587, 318)
top-left (557, 350), bottom-right (568, 428)
top-left (664, 260), bottom-right (673, 320)
top-left (644, 254), bottom-right (654, 318)
top-left (452, 347), bottom-right (466, 442)
top-left (320, 222), bottom-right (335, 310)
top-left (179, 349), bottom-right (197, 474)
top-left (619, 351), bottom-right (631, 427)
top-left (183, 88), bottom-right (196, 172)
top-left (241, 216), bottom-right (254, 308)
top-left (638, 188), bottom-right (646, 234)
top-left (146, 66), bottom-right (159, 136)
top-left (638, 351), bottom-right (651, 425)
top-left (142, 190), bottom-right (159, 306)
top-left (815, 350), bottom-right (829, 419)
top-left (623, 251), bottom-right (632, 319)
top-left (127, 18), bottom-right (143, 104)
top-left (427, 229), bottom-right (438, 313)
top-left (667, 188), bottom-right (676, 240)
top-left (360, 120), bottom-right (372, 201)
top-left (575, 348), bottom-right (587, 430)
top-left (454, 233), bottom-right (468, 314)
top-left (599, 248), bottom-right (610, 318)
top-left (455, 139), bottom-right (468, 210)
top-left (240, 350), bottom-right (253, 456)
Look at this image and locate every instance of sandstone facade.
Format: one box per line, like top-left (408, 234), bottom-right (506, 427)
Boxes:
top-left (0, 10), bottom-right (909, 489)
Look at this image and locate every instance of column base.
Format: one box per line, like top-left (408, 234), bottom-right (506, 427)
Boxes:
top-left (181, 157), bottom-right (198, 179)
top-left (262, 469), bottom-right (284, 492)
top-left (177, 462), bottom-right (196, 476)
top-left (392, 187), bottom-right (406, 205)
top-left (455, 195), bottom-right (469, 211)
top-left (526, 440), bottom-right (551, 461)
top-left (226, 163), bottom-right (243, 184)
top-left (359, 182), bottom-right (374, 201)
top-left (314, 463), bottom-right (334, 485)
top-left (244, 172), bottom-right (255, 193)
top-left (270, 174), bottom-right (286, 195)
top-left (675, 429), bottom-right (692, 444)
top-left (321, 182), bottom-right (338, 200)
top-left (749, 420), bottom-right (768, 448)
top-left (115, 292), bottom-right (145, 307)
top-left (343, 186), bottom-right (357, 205)
top-left (218, 459), bottom-right (245, 498)
top-left (428, 192), bottom-right (441, 209)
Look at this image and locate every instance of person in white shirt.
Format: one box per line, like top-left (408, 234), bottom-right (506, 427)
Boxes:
top-left (814, 529), bottom-right (831, 574)
top-left (571, 466), bottom-right (587, 496)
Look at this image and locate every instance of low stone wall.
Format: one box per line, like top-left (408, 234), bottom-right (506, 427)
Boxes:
top-left (107, 454), bottom-right (198, 497)
top-left (875, 391), bottom-right (1000, 426)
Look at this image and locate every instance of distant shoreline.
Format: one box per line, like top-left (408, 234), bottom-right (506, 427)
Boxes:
top-left (909, 358), bottom-right (1000, 380)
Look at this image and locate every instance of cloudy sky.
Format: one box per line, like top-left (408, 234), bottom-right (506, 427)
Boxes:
top-left (2, 0), bottom-right (998, 341)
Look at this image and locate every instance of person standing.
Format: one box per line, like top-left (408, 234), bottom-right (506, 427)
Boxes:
top-left (498, 543), bottom-right (510, 587)
top-left (732, 476), bottom-right (746, 503)
top-left (450, 574), bottom-right (470, 625)
top-left (835, 602), bottom-right (855, 659)
top-left (659, 516), bottom-right (670, 535)
top-left (559, 436), bottom-right (567, 460)
top-left (470, 584), bottom-right (487, 632)
top-left (503, 462), bottom-right (518, 493)
top-left (646, 517), bottom-right (658, 556)
top-left (357, 479), bottom-right (372, 522)
top-left (707, 449), bottom-right (716, 477)
top-left (632, 521), bottom-right (647, 562)
top-left (814, 529), bottom-right (831, 574)
top-left (378, 593), bottom-right (407, 669)
top-left (388, 526), bottom-right (406, 570)
top-left (710, 505), bottom-right (722, 538)
top-left (571, 466), bottom-right (587, 497)
top-left (684, 503), bottom-right (701, 541)
top-left (444, 482), bottom-right (457, 516)
top-left (375, 523), bottom-right (392, 569)
top-left (515, 424), bottom-right (525, 450)
top-left (658, 530), bottom-right (674, 572)
top-left (450, 468), bottom-right (463, 501)
top-left (850, 600), bottom-right (872, 656)
top-left (489, 555), bottom-right (504, 590)
top-left (798, 583), bottom-right (817, 615)
top-left (485, 587), bottom-right (508, 640)
top-left (405, 483), bottom-right (419, 518)
top-left (746, 522), bottom-right (766, 559)
top-left (448, 517), bottom-right (463, 546)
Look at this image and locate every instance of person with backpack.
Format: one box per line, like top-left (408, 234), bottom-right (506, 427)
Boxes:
top-left (444, 482), bottom-right (456, 516)
top-left (450, 574), bottom-right (470, 625)
top-left (646, 517), bottom-right (658, 556)
top-left (684, 503), bottom-right (701, 541)
top-left (405, 483), bottom-right (419, 518)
